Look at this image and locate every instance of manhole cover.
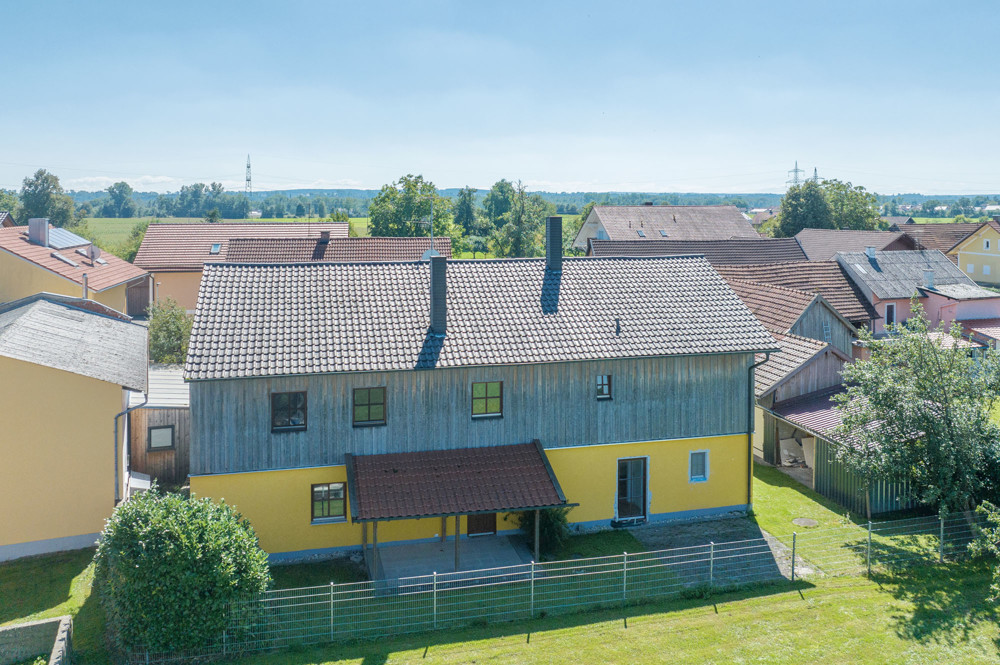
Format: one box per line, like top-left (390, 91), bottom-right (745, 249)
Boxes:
top-left (792, 518), bottom-right (819, 528)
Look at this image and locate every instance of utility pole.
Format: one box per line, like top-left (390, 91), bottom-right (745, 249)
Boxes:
top-left (786, 161), bottom-right (804, 188)
top-left (812, 167), bottom-right (820, 184)
top-left (245, 154), bottom-right (252, 210)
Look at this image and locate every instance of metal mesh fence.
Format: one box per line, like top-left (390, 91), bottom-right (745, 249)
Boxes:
top-left (126, 511), bottom-right (984, 663)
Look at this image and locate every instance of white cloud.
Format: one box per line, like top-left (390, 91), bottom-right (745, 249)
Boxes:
top-left (64, 175), bottom-right (184, 192)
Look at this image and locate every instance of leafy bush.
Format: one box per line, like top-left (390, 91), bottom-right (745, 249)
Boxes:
top-left (970, 501), bottom-right (1000, 600)
top-left (94, 488), bottom-right (271, 654)
top-left (513, 507), bottom-right (572, 557)
top-left (148, 298), bottom-right (193, 363)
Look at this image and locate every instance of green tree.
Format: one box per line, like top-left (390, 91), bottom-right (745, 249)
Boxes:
top-left (114, 220), bottom-right (149, 262)
top-left (94, 488), bottom-right (271, 653)
top-left (775, 180), bottom-right (833, 237)
top-left (368, 174), bottom-right (453, 238)
top-left (970, 501), bottom-right (1000, 600)
top-left (834, 302), bottom-right (1000, 518)
top-left (454, 186), bottom-right (478, 235)
top-left (103, 181), bottom-right (138, 218)
top-left (489, 181), bottom-right (550, 258)
top-left (19, 169), bottom-right (74, 227)
top-left (295, 202), bottom-right (306, 217)
top-left (822, 179), bottom-right (883, 231)
top-left (482, 179), bottom-right (516, 232)
top-left (0, 188), bottom-right (21, 222)
top-left (578, 201), bottom-right (597, 225)
top-left (148, 298), bottom-right (194, 364)
top-left (204, 208), bottom-right (221, 223)
top-left (329, 209), bottom-right (350, 223)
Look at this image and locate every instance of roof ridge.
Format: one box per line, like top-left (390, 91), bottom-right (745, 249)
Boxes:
top-left (727, 278), bottom-right (815, 299)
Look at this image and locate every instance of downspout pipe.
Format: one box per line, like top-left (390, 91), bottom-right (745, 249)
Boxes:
top-left (747, 352), bottom-right (771, 511)
top-left (114, 393), bottom-right (148, 504)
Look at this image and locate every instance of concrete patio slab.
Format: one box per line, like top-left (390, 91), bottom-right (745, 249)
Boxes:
top-left (375, 535), bottom-right (533, 581)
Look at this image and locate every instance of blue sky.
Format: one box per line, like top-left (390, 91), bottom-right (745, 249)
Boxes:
top-left (3, 1), bottom-right (999, 195)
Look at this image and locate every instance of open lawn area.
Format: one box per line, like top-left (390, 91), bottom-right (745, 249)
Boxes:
top-left (78, 216), bottom-right (368, 247)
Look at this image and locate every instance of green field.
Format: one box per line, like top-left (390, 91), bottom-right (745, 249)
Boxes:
top-left (79, 217), bottom-right (369, 248)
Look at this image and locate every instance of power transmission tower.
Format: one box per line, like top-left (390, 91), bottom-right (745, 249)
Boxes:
top-left (245, 154), bottom-right (252, 204)
top-left (786, 161), bottom-right (804, 187)
top-left (812, 167), bottom-right (820, 183)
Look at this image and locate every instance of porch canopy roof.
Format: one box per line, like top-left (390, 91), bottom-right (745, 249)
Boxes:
top-left (345, 441), bottom-right (569, 523)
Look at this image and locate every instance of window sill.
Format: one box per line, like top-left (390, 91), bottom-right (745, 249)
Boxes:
top-left (311, 518), bottom-right (347, 526)
top-left (353, 422), bottom-right (386, 428)
top-left (147, 447), bottom-right (176, 452)
top-left (272, 427), bottom-right (307, 434)
top-left (471, 414), bottom-right (503, 420)
top-left (596, 396), bottom-right (613, 401)
top-left (689, 477), bottom-right (709, 484)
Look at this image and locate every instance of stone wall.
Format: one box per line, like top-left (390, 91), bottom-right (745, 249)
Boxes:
top-left (0, 615), bottom-right (72, 665)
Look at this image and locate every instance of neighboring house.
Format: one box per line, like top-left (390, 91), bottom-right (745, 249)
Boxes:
top-left (128, 366), bottom-right (190, 488)
top-left (794, 229), bottom-right (919, 261)
top-left (0, 211), bottom-right (14, 227)
top-left (0, 293), bottom-right (147, 561)
top-left (881, 216), bottom-right (914, 227)
top-left (133, 222), bottom-right (349, 311)
top-left (0, 219), bottom-right (149, 315)
top-left (184, 218), bottom-right (777, 565)
top-left (586, 237), bottom-right (807, 263)
top-left (888, 221), bottom-right (983, 259)
top-left (946, 219), bottom-right (1000, 285)
top-left (751, 208), bottom-right (778, 228)
top-left (224, 236), bottom-right (453, 263)
top-left (836, 249), bottom-right (1000, 335)
top-left (572, 204), bottom-right (759, 250)
top-left (716, 261), bottom-right (879, 331)
top-left (725, 279), bottom-right (858, 357)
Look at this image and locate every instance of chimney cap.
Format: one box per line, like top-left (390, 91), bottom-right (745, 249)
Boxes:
top-left (864, 246), bottom-right (876, 259)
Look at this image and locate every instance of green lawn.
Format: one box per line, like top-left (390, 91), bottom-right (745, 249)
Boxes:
top-left (752, 464), bottom-right (860, 536)
top-left (230, 564), bottom-right (999, 664)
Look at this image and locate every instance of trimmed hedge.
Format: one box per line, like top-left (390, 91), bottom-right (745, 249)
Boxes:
top-left (94, 489), bottom-right (271, 654)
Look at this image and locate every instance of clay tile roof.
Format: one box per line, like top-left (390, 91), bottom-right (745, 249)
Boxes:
top-left (892, 222), bottom-right (985, 252)
top-left (0, 294), bottom-right (147, 391)
top-left (0, 227), bottom-right (148, 292)
top-left (347, 442), bottom-right (568, 521)
top-left (225, 236), bottom-right (453, 263)
top-left (794, 229), bottom-right (916, 260)
top-left (715, 261), bottom-right (878, 325)
top-left (134, 222), bottom-right (349, 271)
top-left (184, 255), bottom-right (778, 380)
top-left (0, 212), bottom-right (14, 228)
top-left (755, 332), bottom-right (838, 398)
top-left (588, 237), bottom-right (807, 263)
top-left (725, 279), bottom-right (817, 332)
top-left (587, 205), bottom-right (759, 243)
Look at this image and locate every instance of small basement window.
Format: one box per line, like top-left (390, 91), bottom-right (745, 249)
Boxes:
top-left (689, 451), bottom-right (709, 483)
top-left (636, 229), bottom-right (646, 237)
top-left (311, 483), bottom-right (346, 523)
top-left (210, 243), bottom-right (222, 255)
top-left (596, 374), bottom-right (612, 400)
top-left (472, 381), bottom-right (503, 417)
top-left (272, 391), bottom-right (307, 432)
top-left (147, 425), bottom-right (175, 450)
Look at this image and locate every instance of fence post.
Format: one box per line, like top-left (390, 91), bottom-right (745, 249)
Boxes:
top-left (433, 571), bottom-right (438, 629)
top-left (867, 521), bottom-right (872, 578)
top-left (791, 532), bottom-right (797, 582)
top-left (530, 561), bottom-right (535, 619)
top-left (939, 513), bottom-right (945, 563)
top-left (330, 582), bottom-right (335, 640)
top-left (709, 542), bottom-right (715, 588)
top-left (622, 552), bottom-right (628, 608)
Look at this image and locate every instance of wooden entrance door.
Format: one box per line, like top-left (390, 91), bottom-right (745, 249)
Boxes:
top-left (467, 513), bottom-right (497, 536)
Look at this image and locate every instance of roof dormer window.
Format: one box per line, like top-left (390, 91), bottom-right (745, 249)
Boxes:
top-left (210, 243), bottom-right (222, 255)
top-left (658, 230), bottom-right (668, 237)
top-left (636, 229), bottom-right (646, 238)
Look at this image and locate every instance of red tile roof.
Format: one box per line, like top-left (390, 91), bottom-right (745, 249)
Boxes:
top-left (0, 212), bottom-right (14, 228)
top-left (134, 222), bottom-right (349, 271)
top-left (0, 227), bottom-right (148, 292)
top-left (726, 279), bottom-right (817, 332)
top-left (587, 237), bottom-right (807, 263)
top-left (892, 222), bottom-right (984, 252)
top-left (588, 205), bottom-right (759, 242)
top-left (225, 236), bottom-right (453, 263)
top-left (346, 442), bottom-right (567, 521)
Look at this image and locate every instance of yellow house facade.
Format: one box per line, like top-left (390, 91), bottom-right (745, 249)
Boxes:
top-left (0, 295), bottom-right (147, 561)
top-left (185, 220), bottom-right (777, 567)
top-left (0, 222), bottom-right (148, 314)
top-left (950, 220), bottom-right (1000, 286)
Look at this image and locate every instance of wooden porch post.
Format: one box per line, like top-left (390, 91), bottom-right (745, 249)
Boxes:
top-left (454, 514), bottom-right (461, 571)
top-left (534, 509), bottom-right (541, 562)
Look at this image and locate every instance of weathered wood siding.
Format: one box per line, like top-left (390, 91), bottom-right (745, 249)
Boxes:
top-left (790, 302), bottom-right (855, 357)
top-left (772, 352), bottom-right (844, 404)
top-left (129, 407), bottom-right (191, 486)
top-left (190, 354), bottom-right (754, 475)
top-left (814, 436), bottom-right (916, 516)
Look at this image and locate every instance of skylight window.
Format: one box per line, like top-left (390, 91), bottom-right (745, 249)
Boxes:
top-left (210, 243), bottom-right (222, 255)
top-left (636, 229), bottom-right (646, 237)
top-left (658, 230), bottom-right (668, 237)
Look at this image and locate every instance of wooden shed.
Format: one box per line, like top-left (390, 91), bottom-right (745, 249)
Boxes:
top-left (128, 366), bottom-right (190, 487)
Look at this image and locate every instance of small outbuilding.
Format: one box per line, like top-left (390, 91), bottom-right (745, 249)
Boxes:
top-left (128, 366), bottom-right (190, 487)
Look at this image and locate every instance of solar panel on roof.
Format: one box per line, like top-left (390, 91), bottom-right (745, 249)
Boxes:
top-left (48, 227), bottom-right (91, 250)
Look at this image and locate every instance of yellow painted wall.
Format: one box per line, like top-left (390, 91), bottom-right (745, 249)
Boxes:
top-left (0, 250), bottom-right (128, 311)
top-left (952, 225), bottom-right (1000, 285)
top-left (152, 271), bottom-right (203, 311)
top-left (190, 434), bottom-right (749, 555)
top-left (752, 406), bottom-right (764, 457)
top-left (0, 357), bottom-right (125, 548)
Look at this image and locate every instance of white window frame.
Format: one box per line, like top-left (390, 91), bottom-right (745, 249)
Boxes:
top-left (689, 450), bottom-right (709, 483)
top-left (968, 263), bottom-right (975, 274)
top-left (986, 239), bottom-right (992, 250)
top-left (986, 265), bottom-right (992, 276)
top-left (885, 303), bottom-right (896, 326)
